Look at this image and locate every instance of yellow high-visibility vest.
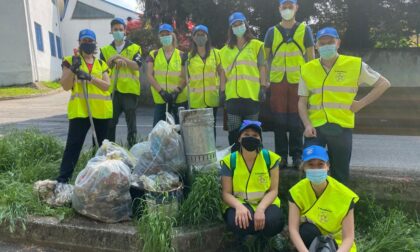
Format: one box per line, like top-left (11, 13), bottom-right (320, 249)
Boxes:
top-left (64, 56), bottom-right (112, 120)
top-left (270, 22), bottom-right (306, 83)
top-left (221, 150), bottom-right (281, 211)
top-left (220, 39), bottom-right (264, 102)
top-left (100, 42), bottom-right (142, 95)
top-left (187, 48), bottom-right (220, 108)
top-left (289, 176), bottom-right (359, 251)
top-left (301, 55), bottom-right (362, 128)
top-left (150, 48), bottom-right (187, 104)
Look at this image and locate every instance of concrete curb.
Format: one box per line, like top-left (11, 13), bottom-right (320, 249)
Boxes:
top-left (0, 216), bottom-right (227, 252)
top-left (0, 88), bottom-right (63, 101)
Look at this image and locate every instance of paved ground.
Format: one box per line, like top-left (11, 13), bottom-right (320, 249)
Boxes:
top-left (0, 91), bottom-right (419, 171)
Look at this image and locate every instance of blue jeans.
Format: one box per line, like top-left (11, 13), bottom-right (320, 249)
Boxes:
top-left (304, 123), bottom-right (353, 184)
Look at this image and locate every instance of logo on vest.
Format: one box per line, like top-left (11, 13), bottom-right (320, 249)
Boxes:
top-left (335, 71), bottom-right (346, 82)
top-left (257, 174), bottom-right (267, 184)
top-left (318, 207), bottom-right (332, 223)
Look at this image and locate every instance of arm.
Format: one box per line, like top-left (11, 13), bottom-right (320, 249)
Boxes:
top-left (351, 76), bottom-right (391, 113)
top-left (60, 66), bottom-right (75, 91)
top-left (254, 166), bottom-right (279, 231)
top-left (288, 202), bottom-right (309, 252)
top-left (306, 46), bottom-right (315, 61)
top-left (298, 96), bottom-right (316, 137)
top-left (218, 65), bottom-right (226, 91)
top-left (91, 71), bottom-right (110, 91)
top-left (146, 61), bottom-right (163, 92)
top-left (259, 64), bottom-right (268, 88)
top-left (337, 209), bottom-right (355, 252)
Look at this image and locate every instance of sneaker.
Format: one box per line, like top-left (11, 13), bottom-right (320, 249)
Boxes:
top-left (292, 156), bottom-right (302, 170)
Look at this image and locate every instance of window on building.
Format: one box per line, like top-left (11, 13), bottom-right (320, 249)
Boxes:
top-left (72, 1), bottom-right (114, 19)
top-left (49, 32), bottom-right (57, 57)
top-left (34, 22), bottom-right (44, 52)
top-left (56, 36), bottom-right (63, 59)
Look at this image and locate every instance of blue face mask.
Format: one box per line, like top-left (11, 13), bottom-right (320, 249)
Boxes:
top-left (232, 24), bottom-right (247, 38)
top-left (112, 31), bottom-right (125, 42)
top-left (318, 44), bottom-right (337, 60)
top-left (160, 35), bottom-right (173, 47)
top-left (305, 169), bottom-right (328, 184)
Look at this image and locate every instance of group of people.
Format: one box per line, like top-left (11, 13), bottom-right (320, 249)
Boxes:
top-left (56, 0), bottom-right (390, 250)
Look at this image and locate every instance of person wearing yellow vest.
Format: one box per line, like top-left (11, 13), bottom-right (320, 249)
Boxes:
top-left (146, 23), bottom-right (187, 126)
top-left (264, 0), bottom-right (315, 170)
top-left (100, 18), bottom-right (143, 147)
top-left (298, 27), bottom-right (390, 184)
top-left (220, 12), bottom-right (268, 150)
top-left (288, 145), bottom-right (359, 251)
top-left (56, 29), bottom-right (111, 184)
top-left (221, 120), bottom-right (285, 247)
top-left (181, 24), bottom-right (225, 137)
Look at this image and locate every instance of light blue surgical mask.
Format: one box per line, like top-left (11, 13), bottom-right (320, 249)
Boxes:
top-left (318, 44), bottom-right (338, 60)
top-left (112, 31), bottom-right (125, 42)
top-left (232, 24), bottom-right (247, 38)
top-left (305, 169), bottom-right (328, 184)
top-left (160, 35), bottom-right (173, 47)
top-left (280, 9), bottom-right (295, 20)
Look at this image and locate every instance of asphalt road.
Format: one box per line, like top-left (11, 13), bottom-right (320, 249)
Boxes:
top-left (0, 91), bottom-right (419, 171)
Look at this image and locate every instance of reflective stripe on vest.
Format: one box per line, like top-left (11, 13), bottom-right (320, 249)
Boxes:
top-left (221, 39), bottom-right (263, 102)
top-left (270, 22), bottom-right (306, 83)
top-left (221, 150), bottom-right (281, 211)
top-left (64, 56), bottom-right (113, 120)
top-left (289, 176), bottom-right (359, 251)
top-left (100, 43), bottom-right (141, 95)
top-left (301, 55), bottom-right (362, 128)
top-left (150, 48), bottom-right (187, 104)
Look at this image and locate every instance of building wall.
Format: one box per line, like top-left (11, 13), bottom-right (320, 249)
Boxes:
top-left (60, 0), bottom-right (139, 57)
top-left (0, 0), bottom-right (33, 86)
top-left (28, 0), bottom-right (64, 82)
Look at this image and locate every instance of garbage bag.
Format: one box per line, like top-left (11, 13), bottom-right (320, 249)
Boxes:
top-left (130, 141), bottom-right (151, 159)
top-left (138, 171), bottom-right (181, 192)
top-left (72, 153), bottom-right (132, 223)
top-left (33, 180), bottom-right (73, 207)
top-left (96, 140), bottom-right (137, 169)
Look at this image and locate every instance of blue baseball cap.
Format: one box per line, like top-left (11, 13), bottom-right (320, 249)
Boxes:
top-left (316, 27), bottom-right (340, 40)
top-left (229, 12), bottom-right (246, 26)
top-left (279, 0), bottom-right (297, 4)
top-left (79, 29), bottom-right (96, 41)
top-left (239, 120), bottom-right (262, 137)
top-left (193, 25), bottom-right (209, 35)
top-left (111, 17), bottom-right (126, 27)
top-left (302, 145), bottom-right (329, 162)
top-left (159, 23), bottom-right (174, 33)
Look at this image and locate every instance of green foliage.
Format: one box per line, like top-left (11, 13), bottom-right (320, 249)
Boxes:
top-left (177, 169), bottom-right (223, 227)
top-left (128, 28), bottom-right (160, 57)
top-left (137, 201), bottom-right (176, 252)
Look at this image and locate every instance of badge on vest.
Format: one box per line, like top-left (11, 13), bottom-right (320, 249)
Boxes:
top-left (257, 173), bottom-right (268, 184)
top-left (318, 207), bottom-right (332, 223)
top-left (335, 71), bottom-right (346, 82)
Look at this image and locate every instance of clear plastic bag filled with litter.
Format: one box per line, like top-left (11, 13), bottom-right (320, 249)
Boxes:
top-left (96, 139), bottom-right (137, 170)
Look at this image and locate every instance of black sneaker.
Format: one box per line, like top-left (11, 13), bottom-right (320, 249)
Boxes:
top-left (279, 158), bottom-right (288, 169)
top-left (292, 156), bottom-right (302, 170)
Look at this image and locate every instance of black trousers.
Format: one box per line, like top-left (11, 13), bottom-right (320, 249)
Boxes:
top-left (153, 102), bottom-right (188, 127)
top-left (57, 118), bottom-right (109, 183)
top-left (107, 91), bottom-right (139, 147)
top-left (299, 222), bottom-right (338, 249)
top-left (304, 123), bottom-right (353, 184)
top-left (224, 204), bottom-right (285, 238)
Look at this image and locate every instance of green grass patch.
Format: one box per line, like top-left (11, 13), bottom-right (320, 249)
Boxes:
top-left (0, 82), bottom-right (61, 98)
top-left (42, 81), bottom-right (61, 90)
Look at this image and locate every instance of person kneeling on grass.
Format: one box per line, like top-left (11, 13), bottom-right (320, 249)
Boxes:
top-left (288, 145), bottom-right (359, 251)
top-left (221, 120), bottom-right (285, 247)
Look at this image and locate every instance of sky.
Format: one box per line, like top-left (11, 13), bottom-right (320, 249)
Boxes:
top-left (106, 0), bottom-right (142, 12)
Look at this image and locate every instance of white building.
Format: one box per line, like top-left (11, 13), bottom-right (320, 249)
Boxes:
top-left (0, 0), bottom-right (138, 87)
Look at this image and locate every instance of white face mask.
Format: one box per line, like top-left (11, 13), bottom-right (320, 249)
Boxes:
top-left (280, 8), bottom-right (295, 20)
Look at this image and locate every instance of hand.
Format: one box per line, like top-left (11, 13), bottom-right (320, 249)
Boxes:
top-left (76, 70), bottom-right (92, 81)
top-left (350, 100), bottom-right (364, 113)
top-left (159, 89), bottom-right (173, 103)
top-left (304, 124), bottom-right (317, 138)
top-left (107, 55), bottom-right (121, 68)
top-left (219, 91), bottom-right (226, 107)
top-left (114, 58), bottom-right (127, 69)
top-left (171, 88), bottom-right (180, 102)
top-left (70, 56), bottom-right (81, 74)
top-left (254, 208), bottom-right (265, 231)
top-left (235, 204), bottom-right (252, 229)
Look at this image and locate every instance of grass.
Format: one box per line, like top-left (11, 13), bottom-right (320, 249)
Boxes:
top-left (0, 128), bottom-right (91, 232)
top-left (0, 82), bottom-right (61, 98)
